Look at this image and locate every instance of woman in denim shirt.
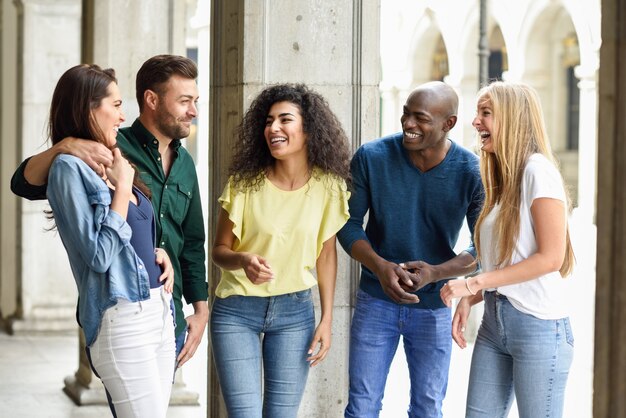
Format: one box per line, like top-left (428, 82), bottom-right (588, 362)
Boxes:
top-left (45, 64), bottom-right (176, 418)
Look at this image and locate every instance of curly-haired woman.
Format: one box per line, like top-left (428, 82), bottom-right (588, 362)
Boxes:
top-left (211, 84), bottom-right (352, 418)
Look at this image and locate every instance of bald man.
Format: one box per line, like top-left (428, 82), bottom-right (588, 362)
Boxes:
top-left (338, 81), bottom-right (484, 418)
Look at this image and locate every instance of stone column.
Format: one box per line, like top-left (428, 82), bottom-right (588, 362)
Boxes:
top-left (85, 0), bottom-right (172, 121)
top-left (379, 84), bottom-right (399, 136)
top-left (11, 0), bottom-right (82, 333)
top-left (594, 0), bottom-right (626, 416)
top-left (0, 0), bottom-right (19, 326)
top-left (209, 1), bottom-right (380, 416)
top-left (190, 0), bottom-right (210, 226)
top-left (65, 0), bottom-right (201, 406)
top-left (573, 64), bottom-right (598, 224)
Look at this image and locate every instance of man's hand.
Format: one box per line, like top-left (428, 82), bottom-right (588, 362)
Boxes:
top-left (65, 137), bottom-right (114, 177)
top-left (21, 136), bottom-right (115, 186)
top-left (176, 300), bottom-right (209, 368)
top-left (374, 260), bottom-right (420, 304)
top-left (398, 260), bottom-right (438, 292)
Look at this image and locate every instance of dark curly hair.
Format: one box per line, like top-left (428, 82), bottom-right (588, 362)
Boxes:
top-left (229, 83), bottom-right (352, 190)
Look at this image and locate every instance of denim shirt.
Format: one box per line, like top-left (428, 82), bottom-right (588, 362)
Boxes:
top-left (47, 154), bottom-right (151, 346)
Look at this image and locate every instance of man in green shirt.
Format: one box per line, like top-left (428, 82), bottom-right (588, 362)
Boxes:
top-left (11, 55), bottom-right (208, 368)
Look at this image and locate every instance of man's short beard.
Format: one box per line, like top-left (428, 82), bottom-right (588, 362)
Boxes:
top-left (156, 106), bottom-right (190, 140)
top-left (158, 121), bottom-right (189, 140)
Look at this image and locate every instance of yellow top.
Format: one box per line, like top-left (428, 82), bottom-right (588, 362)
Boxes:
top-left (215, 170), bottom-right (350, 298)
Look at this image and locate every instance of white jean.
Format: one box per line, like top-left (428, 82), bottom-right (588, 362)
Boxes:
top-left (90, 287), bottom-right (176, 418)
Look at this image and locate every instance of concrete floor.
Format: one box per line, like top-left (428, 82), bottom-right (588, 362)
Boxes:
top-left (0, 330), bottom-right (208, 418)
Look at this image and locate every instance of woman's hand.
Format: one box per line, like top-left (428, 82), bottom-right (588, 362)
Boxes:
top-left (440, 277), bottom-right (478, 307)
top-left (155, 248), bottom-right (174, 293)
top-left (452, 297), bottom-right (472, 349)
top-left (241, 253), bottom-right (274, 284)
top-left (307, 320), bottom-right (331, 367)
top-left (105, 148), bottom-right (134, 191)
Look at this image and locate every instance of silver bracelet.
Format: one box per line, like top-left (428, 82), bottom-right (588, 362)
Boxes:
top-left (465, 278), bottom-right (477, 295)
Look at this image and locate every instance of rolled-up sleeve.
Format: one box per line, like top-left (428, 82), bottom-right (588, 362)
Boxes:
top-left (47, 156), bottom-right (131, 273)
top-left (11, 157), bottom-right (48, 201)
top-left (179, 174), bottom-right (208, 303)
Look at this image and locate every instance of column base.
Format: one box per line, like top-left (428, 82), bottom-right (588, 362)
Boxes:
top-left (7, 305), bottom-right (76, 334)
top-left (62, 370), bottom-right (200, 406)
top-left (61, 328), bottom-right (200, 406)
top-left (63, 374), bottom-right (107, 405)
top-left (171, 369), bottom-right (200, 405)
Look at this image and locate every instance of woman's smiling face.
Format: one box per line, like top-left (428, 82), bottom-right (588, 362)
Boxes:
top-left (264, 101), bottom-right (308, 161)
top-left (473, 95), bottom-right (495, 153)
top-left (91, 81), bottom-right (125, 147)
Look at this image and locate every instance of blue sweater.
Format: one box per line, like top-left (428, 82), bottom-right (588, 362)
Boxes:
top-left (337, 133), bottom-right (483, 309)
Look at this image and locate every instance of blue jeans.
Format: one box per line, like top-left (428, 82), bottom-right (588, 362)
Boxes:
top-left (345, 289), bottom-right (452, 418)
top-left (466, 291), bottom-right (574, 418)
top-left (210, 289), bottom-right (315, 418)
top-left (175, 325), bottom-right (187, 359)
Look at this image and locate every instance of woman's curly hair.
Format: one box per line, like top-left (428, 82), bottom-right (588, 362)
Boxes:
top-left (229, 83), bottom-right (352, 190)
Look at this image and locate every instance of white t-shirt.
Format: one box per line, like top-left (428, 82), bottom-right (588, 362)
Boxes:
top-left (480, 153), bottom-right (569, 319)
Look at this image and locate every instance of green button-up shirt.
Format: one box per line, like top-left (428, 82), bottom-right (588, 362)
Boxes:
top-left (11, 119), bottom-right (208, 338)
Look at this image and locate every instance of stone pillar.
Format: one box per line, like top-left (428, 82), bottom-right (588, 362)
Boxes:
top-left (573, 65), bottom-right (598, 224)
top-left (209, 1), bottom-right (380, 416)
top-left (594, 0), bottom-right (626, 415)
top-left (0, 0), bottom-right (19, 327)
top-left (379, 85), bottom-right (399, 136)
top-left (190, 0), bottom-right (210, 228)
top-left (85, 0), bottom-right (173, 122)
top-left (11, 0), bottom-right (82, 334)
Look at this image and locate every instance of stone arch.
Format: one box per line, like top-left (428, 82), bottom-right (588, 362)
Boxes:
top-left (457, 10), bottom-right (481, 148)
top-left (380, 8), bottom-right (449, 135)
top-left (407, 9), bottom-right (448, 87)
top-left (488, 25), bottom-right (508, 81)
top-left (521, 3), bottom-right (579, 203)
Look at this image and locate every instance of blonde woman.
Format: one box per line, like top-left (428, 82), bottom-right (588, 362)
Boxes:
top-left (440, 81), bottom-right (575, 418)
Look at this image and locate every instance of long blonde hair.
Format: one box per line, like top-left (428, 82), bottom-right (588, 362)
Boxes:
top-left (474, 82), bottom-right (574, 277)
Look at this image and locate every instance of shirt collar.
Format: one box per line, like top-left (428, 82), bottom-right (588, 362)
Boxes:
top-left (130, 119), bottom-right (182, 150)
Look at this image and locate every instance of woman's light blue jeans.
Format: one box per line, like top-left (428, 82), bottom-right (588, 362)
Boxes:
top-left (210, 289), bottom-right (315, 418)
top-left (345, 289), bottom-right (452, 418)
top-left (466, 291), bottom-right (574, 418)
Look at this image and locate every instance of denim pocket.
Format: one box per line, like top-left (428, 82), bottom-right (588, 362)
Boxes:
top-left (290, 289), bottom-right (312, 301)
top-left (562, 317), bottom-right (575, 347)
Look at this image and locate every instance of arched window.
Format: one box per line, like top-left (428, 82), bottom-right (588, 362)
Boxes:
top-left (488, 26), bottom-right (508, 81)
top-left (431, 35), bottom-right (449, 81)
top-left (563, 33), bottom-right (580, 151)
